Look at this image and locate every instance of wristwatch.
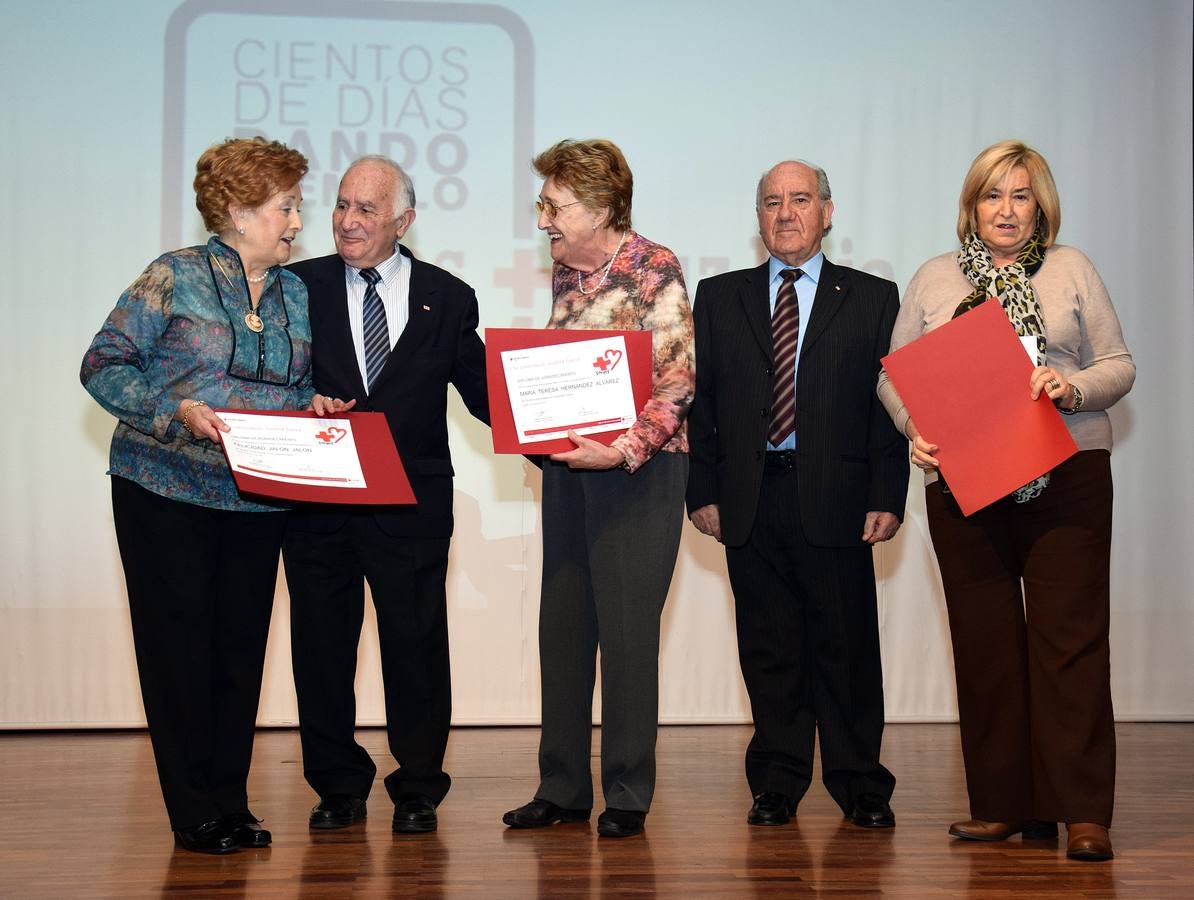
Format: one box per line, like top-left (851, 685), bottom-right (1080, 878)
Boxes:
top-left (1060, 384), bottom-right (1085, 415)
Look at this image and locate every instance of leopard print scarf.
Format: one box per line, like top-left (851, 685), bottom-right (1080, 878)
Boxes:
top-left (955, 230), bottom-right (1049, 503)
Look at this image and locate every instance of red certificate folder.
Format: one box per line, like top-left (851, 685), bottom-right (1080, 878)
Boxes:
top-left (486, 328), bottom-right (654, 454)
top-left (215, 409), bottom-right (416, 505)
top-left (880, 300), bottom-right (1077, 516)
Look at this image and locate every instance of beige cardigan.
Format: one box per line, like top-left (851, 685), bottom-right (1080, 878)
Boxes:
top-left (878, 245), bottom-right (1135, 472)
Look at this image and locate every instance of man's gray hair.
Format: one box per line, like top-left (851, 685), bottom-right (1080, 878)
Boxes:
top-left (755, 159), bottom-right (832, 209)
top-left (346, 155), bottom-right (417, 215)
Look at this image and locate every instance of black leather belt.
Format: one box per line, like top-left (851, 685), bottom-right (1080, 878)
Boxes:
top-left (764, 450), bottom-right (796, 471)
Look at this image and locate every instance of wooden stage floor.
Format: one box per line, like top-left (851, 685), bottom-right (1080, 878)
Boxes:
top-left (0, 724), bottom-right (1190, 898)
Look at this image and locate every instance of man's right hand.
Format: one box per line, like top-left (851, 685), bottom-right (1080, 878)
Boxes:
top-left (311, 394), bottom-right (357, 416)
top-left (690, 504), bottom-right (722, 542)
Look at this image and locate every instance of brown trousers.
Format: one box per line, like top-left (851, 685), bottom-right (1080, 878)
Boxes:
top-left (926, 450), bottom-right (1115, 826)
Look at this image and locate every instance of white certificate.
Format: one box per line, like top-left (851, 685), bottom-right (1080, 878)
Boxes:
top-left (500, 335), bottom-right (638, 443)
top-left (218, 412), bottom-right (367, 489)
top-left (1020, 335), bottom-right (1041, 365)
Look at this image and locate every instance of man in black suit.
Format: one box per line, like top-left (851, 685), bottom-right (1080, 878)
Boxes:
top-left (283, 156), bottom-right (488, 834)
top-left (686, 160), bottom-right (907, 829)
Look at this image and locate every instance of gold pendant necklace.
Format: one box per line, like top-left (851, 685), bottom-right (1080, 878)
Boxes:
top-left (212, 254), bottom-right (265, 332)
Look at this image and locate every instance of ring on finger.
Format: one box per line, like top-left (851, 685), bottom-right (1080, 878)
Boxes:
top-left (1048, 377), bottom-right (1061, 390)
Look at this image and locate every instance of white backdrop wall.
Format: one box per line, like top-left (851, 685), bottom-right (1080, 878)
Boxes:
top-left (1, 0), bottom-right (1191, 727)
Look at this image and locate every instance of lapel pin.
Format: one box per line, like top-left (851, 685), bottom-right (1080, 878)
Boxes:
top-left (422, 304), bottom-right (431, 311)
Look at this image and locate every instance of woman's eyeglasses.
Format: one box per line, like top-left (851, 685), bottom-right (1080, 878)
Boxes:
top-left (535, 198), bottom-right (583, 219)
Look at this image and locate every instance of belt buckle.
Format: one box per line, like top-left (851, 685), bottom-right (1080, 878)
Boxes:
top-left (765, 450), bottom-right (795, 470)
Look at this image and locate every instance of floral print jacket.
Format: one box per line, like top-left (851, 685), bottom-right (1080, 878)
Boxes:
top-left (547, 232), bottom-right (695, 472)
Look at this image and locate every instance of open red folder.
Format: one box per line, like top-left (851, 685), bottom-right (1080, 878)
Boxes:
top-left (216, 409), bottom-right (415, 505)
top-left (486, 328), bottom-right (654, 454)
top-left (880, 300), bottom-right (1077, 515)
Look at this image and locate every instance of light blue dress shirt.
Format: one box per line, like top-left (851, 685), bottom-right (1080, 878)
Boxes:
top-left (766, 251), bottom-right (823, 450)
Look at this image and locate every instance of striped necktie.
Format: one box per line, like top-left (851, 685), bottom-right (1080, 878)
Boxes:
top-left (360, 267), bottom-right (390, 391)
top-left (767, 267), bottom-right (803, 446)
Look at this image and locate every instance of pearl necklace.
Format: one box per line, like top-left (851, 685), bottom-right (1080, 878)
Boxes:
top-left (576, 231), bottom-right (628, 295)
top-left (247, 270), bottom-right (269, 283)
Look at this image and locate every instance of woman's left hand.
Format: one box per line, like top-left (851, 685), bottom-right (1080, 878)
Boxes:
top-left (549, 430), bottom-right (626, 470)
top-left (1030, 366), bottom-right (1077, 409)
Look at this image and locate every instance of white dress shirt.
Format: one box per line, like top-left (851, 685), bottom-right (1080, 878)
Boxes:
top-left (344, 248), bottom-right (411, 392)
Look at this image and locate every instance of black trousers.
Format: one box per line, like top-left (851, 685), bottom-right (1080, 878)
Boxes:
top-left (111, 476), bottom-right (284, 831)
top-left (535, 453), bottom-right (687, 813)
top-left (283, 515), bottom-right (452, 806)
top-left (725, 464), bottom-right (894, 815)
top-left (927, 450), bottom-right (1115, 826)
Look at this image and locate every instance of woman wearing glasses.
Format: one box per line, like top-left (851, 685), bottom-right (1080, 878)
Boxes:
top-left (502, 139), bottom-right (694, 838)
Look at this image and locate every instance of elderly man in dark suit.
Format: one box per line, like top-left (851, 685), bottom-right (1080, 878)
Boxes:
top-left (283, 156), bottom-right (488, 834)
top-left (687, 160), bottom-right (907, 829)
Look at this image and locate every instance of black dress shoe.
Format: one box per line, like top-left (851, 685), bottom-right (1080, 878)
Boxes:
top-left (850, 793), bottom-right (895, 828)
top-left (174, 819), bottom-right (239, 854)
top-left (392, 794), bottom-right (437, 833)
top-left (747, 792), bottom-right (796, 826)
top-left (503, 798), bottom-right (591, 828)
top-left (223, 810), bottom-right (272, 847)
top-left (597, 808), bottom-right (645, 838)
top-left (309, 794), bottom-right (367, 830)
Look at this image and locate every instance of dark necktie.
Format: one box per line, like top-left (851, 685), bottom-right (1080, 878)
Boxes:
top-left (767, 267), bottom-right (803, 446)
top-left (360, 267), bottom-right (390, 391)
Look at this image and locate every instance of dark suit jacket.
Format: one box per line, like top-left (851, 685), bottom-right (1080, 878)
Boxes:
top-left (287, 246), bottom-right (489, 538)
top-left (686, 257), bottom-right (907, 548)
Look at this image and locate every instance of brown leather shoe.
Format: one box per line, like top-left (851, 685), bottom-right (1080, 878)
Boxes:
top-left (948, 819), bottom-right (1058, 841)
top-left (1066, 822), bottom-right (1113, 861)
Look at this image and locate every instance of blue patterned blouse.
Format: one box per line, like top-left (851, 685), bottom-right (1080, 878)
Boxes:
top-left (81, 237), bottom-right (315, 511)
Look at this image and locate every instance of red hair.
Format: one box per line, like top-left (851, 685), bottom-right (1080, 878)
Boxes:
top-left (533, 139), bottom-right (633, 231)
top-left (193, 137), bottom-right (308, 233)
